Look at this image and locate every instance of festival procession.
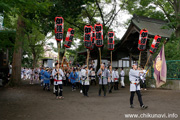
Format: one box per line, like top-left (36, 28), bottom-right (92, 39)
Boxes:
top-left (0, 0), bottom-right (180, 120)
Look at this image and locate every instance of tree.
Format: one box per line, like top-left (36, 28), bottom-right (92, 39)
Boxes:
top-left (1, 0), bottom-right (52, 86)
top-left (25, 27), bottom-right (46, 68)
top-left (1, 0), bottom-right (101, 86)
top-left (123, 0), bottom-right (180, 50)
top-left (72, 0), bottom-right (127, 70)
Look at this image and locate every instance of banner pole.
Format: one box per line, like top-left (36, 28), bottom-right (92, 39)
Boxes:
top-left (99, 47), bottom-right (101, 64)
top-left (87, 49), bottom-right (89, 69)
top-left (57, 41), bottom-right (60, 79)
top-left (111, 51), bottom-right (112, 70)
top-left (144, 54), bottom-right (151, 69)
top-left (61, 48), bottom-right (66, 68)
top-left (138, 51), bottom-right (141, 67)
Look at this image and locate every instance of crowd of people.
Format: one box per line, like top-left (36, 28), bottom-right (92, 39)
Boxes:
top-left (20, 62), bottom-right (148, 109)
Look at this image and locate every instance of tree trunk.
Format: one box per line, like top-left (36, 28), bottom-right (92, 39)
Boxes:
top-left (176, 25), bottom-right (180, 50)
top-left (32, 53), bottom-right (37, 68)
top-left (9, 15), bottom-right (25, 86)
top-left (173, 0), bottom-right (180, 50)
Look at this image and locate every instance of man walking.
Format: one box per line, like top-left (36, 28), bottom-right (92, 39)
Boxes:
top-left (129, 63), bottom-right (148, 109)
top-left (120, 67), bottom-right (125, 88)
top-left (52, 63), bottom-right (65, 99)
top-left (97, 64), bottom-right (110, 97)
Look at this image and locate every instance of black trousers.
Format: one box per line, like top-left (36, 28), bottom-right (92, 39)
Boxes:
top-left (109, 82), bottom-right (114, 92)
top-left (99, 85), bottom-right (107, 96)
top-left (63, 79), bottom-right (69, 86)
top-left (114, 82), bottom-right (119, 90)
top-left (50, 79), bottom-right (54, 85)
top-left (44, 83), bottom-right (50, 90)
top-left (76, 82), bottom-right (80, 89)
top-left (72, 83), bottom-right (76, 90)
top-left (140, 80), bottom-right (147, 88)
top-left (55, 84), bottom-right (63, 97)
top-left (90, 79), bottom-right (96, 85)
top-left (130, 90), bottom-right (143, 107)
top-left (83, 85), bottom-right (89, 96)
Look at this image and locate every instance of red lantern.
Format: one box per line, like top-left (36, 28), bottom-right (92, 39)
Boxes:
top-left (89, 31), bottom-right (95, 50)
top-left (84, 24), bottom-right (93, 49)
top-left (150, 35), bottom-right (161, 54)
top-left (55, 17), bottom-right (64, 41)
top-left (138, 29), bottom-right (148, 51)
top-left (108, 31), bottom-right (115, 50)
top-left (64, 28), bottom-right (75, 48)
top-left (94, 23), bottom-right (103, 47)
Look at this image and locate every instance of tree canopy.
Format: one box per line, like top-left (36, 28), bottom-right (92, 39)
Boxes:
top-left (1, 0), bottom-right (180, 86)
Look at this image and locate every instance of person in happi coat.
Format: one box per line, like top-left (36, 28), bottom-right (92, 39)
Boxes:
top-left (52, 63), bottom-right (65, 99)
top-left (140, 66), bottom-right (147, 90)
top-left (114, 67), bottom-right (119, 90)
top-left (129, 63), bottom-right (148, 109)
top-left (120, 67), bottom-right (125, 88)
top-left (108, 65), bottom-right (114, 93)
top-left (81, 65), bottom-right (90, 97)
top-left (40, 67), bottom-right (45, 86)
top-left (43, 67), bottom-right (51, 91)
top-left (97, 64), bottom-right (110, 97)
top-left (69, 68), bottom-right (78, 91)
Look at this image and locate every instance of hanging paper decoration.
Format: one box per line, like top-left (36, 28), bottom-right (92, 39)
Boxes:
top-left (64, 28), bottom-right (75, 48)
top-left (89, 31), bottom-right (95, 50)
top-left (84, 24), bottom-right (93, 49)
top-left (138, 29), bottom-right (148, 51)
top-left (55, 17), bottom-right (64, 41)
top-left (150, 35), bottom-right (161, 54)
top-left (94, 23), bottom-right (103, 47)
top-left (108, 31), bottom-right (115, 50)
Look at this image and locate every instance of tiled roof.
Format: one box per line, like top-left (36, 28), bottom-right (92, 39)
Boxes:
top-left (132, 15), bottom-right (173, 38)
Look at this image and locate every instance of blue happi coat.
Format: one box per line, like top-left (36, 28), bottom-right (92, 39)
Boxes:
top-left (40, 69), bottom-right (45, 80)
top-left (44, 71), bottom-right (50, 84)
top-left (69, 72), bottom-right (78, 84)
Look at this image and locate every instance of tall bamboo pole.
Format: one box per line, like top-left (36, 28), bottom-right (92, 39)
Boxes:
top-left (57, 41), bottom-right (61, 79)
top-left (111, 51), bottom-right (112, 71)
top-left (87, 49), bottom-right (90, 69)
top-left (110, 51), bottom-right (113, 82)
top-left (86, 49), bottom-right (90, 80)
top-left (61, 48), bottom-right (66, 67)
top-left (138, 51), bottom-right (141, 67)
top-left (144, 54), bottom-right (152, 69)
top-left (99, 47), bottom-right (101, 64)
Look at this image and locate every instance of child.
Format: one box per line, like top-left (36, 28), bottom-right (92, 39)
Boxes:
top-left (43, 68), bottom-right (51, 91)
top-left (69, 68), bottom-right (78, 91)
top-left (29, 68), bottom-right (34, 84)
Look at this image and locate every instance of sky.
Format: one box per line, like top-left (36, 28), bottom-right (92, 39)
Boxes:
top-left (46, 1), bottom-right (132, 51)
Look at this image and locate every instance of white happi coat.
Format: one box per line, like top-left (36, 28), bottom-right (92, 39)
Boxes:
top-left (120, 70), bottom-right (125, 77)
top-left (81, 69), bottom-right (90, 85)
top-left (140, 70), bottom-right (147, 83)
top-left (129, 69), bottom-right (140, 92)
top-left (52, 68), bottom-right (64, 85)
top-left (108, 70), bottom-right (113, 82)
top-left (113, 70), bottom-right (119, 82)
top-left (29, 69), bottom-right (34, 79)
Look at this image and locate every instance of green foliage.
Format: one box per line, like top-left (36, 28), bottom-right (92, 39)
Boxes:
top-left (124, 0), bottom-right (180, 60)
top-left (76, 55), bottom-right (86, 65)
top-left (23, 27), bottom-right (46, 67)
top-left (123, 0), bottom-right (171, 21)
top-left (0, 31), bottom-right (15, 49)
top-left (166, 60), bottom-right (180, 79)
top-left (165, 34), bottom-right (180, 60)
